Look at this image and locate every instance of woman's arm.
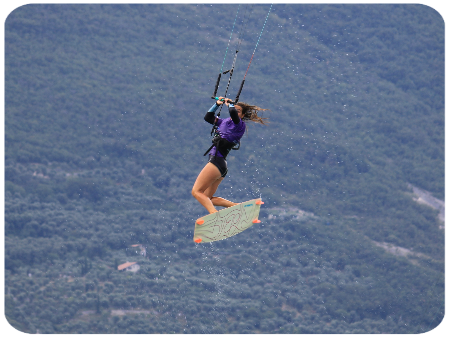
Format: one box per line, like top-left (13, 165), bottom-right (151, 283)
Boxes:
top-left (205, 97), bottom-right (239, 124)
top-left (204, 102), bottom-right (219, 124)
top-left (228, 104), bottom-right (240, 124)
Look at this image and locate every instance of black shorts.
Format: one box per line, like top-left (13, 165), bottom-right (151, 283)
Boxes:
top-left (208, 155), bottom-right (228, 178)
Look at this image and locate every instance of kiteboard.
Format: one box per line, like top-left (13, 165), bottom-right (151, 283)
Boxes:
top-left (193, 198), bottom-right (264, 243)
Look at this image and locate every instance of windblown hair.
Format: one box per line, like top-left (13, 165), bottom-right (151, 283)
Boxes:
top-left (236, 102), bottom-right (269, 126)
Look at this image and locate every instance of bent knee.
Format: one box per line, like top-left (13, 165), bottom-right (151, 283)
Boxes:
top-left (191, 188), bottom-right (203, 198)
top-left (192, 188), bottom-right (212, 200)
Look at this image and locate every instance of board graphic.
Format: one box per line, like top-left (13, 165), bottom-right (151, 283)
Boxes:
top-left (193, 198), bottom-right (264, 243)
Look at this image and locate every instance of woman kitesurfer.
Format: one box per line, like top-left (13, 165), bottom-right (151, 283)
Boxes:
top-left (192, 97), bottom-right (268, 214)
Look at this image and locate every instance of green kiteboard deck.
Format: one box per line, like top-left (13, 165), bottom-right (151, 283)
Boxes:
top-left (193, 198), bottom-right (264, 243)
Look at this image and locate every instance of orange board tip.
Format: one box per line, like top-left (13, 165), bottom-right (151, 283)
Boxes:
top-left (252, 219), bottom-right (261, 223)
top-left (256, 200), bottom-right (264, 205)
top-left (196, 219), bottom-right (204, 225)
top-left (194, 238), bottom-right (202, 243)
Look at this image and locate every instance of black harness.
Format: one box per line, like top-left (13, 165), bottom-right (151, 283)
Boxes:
top-left (204, 133), bottom-right (240, 159)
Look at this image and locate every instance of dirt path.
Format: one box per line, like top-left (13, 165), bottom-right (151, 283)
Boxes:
top-left (408, 183), bottom-right (444, 228)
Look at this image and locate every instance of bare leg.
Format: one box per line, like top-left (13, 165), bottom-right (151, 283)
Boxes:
top-left (210, 196), bottom-right (239, 208)
top-left (200, 177), bottom-right (237, 207)
top-left (202, 170), bottom-right (238, 208)
top-left (192, 163), bottom-right (223, 214)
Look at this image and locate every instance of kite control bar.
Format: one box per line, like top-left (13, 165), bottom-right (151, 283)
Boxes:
top-left (211, 97), bottom-right (237, 104)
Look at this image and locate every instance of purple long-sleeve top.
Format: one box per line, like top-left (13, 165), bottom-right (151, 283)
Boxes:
top-left (204, 103), bottom-right (246, 157)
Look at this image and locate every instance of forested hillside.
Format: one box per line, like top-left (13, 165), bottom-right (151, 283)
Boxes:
top-left (4, 4), bottom-right (445, 334)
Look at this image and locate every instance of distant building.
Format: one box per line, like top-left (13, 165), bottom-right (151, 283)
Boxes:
top-left (117, 261), bottom-right (140, 272)
top-left (131, 244), bottom-right (147, 257)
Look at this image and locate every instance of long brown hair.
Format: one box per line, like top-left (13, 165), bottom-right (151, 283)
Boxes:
top-left (236, 102), bottom-right (269, 125)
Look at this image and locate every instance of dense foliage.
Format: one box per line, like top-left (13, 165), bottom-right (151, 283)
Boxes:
top-left (4, 4), bottom-right (444, 334)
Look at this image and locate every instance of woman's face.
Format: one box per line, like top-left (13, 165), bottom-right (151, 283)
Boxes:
top-left (235, 105), bottom-right (243, 119)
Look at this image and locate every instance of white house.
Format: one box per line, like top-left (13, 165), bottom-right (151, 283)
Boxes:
top-left (117, 261), bottom-right (140, 272)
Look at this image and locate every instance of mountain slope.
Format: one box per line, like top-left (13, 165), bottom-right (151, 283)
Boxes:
top-left (4, 4), bottom-right (444, 334)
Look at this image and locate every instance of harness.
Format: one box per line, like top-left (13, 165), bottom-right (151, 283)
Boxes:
top-left (204, 133), bottom-right (240, 159)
